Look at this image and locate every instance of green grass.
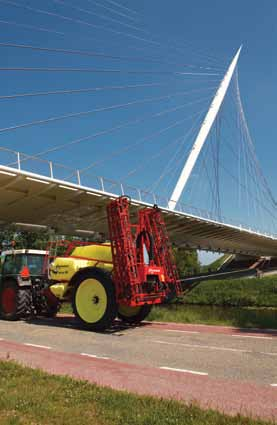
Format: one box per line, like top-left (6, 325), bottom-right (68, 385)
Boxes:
top-left (60, 302), bottom-right (73, 314)
top-left (146, 276), bottom-right (277, 328)
top-left (0, 361), bottom-right (273, 425)
top-left (182, 276), bottom-right (277, 307)
top-left (201, 254), bottom-right (231, 272)
top-left (147, 304), bottom-right (277, 329)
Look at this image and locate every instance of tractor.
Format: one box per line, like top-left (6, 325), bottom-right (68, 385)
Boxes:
top-left (0, 249), bottom-right (60, 320)
top-left (0, 197), bottom-right (181, 331)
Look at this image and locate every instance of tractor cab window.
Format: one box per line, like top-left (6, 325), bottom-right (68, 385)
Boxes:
top-left (26, 255), bottom-right (44, 275)
top-left (2, 254), bottom-right (44, 275)
top-left (2, 255), bottom-right (18, 275)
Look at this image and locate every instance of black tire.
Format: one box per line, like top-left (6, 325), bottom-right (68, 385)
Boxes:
top-left (43, 303), bottom-right (61, 318)
top-left (118, 304), bottom-right (152, 324)
top-left (0, 280), bottom-right (31, 321)
top-left (41, 288), bottom-right (61, 318)
top-left (72, 268), bottom-right (117, 331)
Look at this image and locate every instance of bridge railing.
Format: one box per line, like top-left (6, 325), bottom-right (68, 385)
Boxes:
top-left (0, 147), bottom-right (274, 238)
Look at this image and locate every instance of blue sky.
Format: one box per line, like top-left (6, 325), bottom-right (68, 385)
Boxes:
top-left (0, 0), bottom-right (276, 261)
top-left (141, 0), bottom-right (277, 187)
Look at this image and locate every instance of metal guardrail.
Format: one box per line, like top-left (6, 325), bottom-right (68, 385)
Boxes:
top-left (0, 146), bottom-right (276, 239)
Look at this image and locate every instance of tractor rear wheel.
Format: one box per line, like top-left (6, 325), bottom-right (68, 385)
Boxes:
top-left (0, 280), bottom-right (31, 321)
top-left (118, 304), bottom-right (152, 324)
top-left (72, 269), bottom-right (117, 331)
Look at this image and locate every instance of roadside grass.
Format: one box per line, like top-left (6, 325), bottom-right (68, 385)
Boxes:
top-left (181, 276), bottom-right (277, 307)
top-left (147, 276), bottom-right (277, 328)
top-left (0, 361), bottom-right (273, 425)
top-left (147, 304), bottom-right (277, 329)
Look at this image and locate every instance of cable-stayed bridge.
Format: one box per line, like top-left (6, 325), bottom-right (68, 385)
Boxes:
top-left (0, 0), bottom-right (276, 256)
top-left (1, 145), bottom-right (277, 257)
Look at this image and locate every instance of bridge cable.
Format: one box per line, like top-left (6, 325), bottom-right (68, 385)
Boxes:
top-left (121, 112), bottom-right (205, 184)
top-left (0, 89), bottom-right (215, 135)
top-left (0, 18), bottom-right (224, 71)
top-left (76, 109), bottom-right (208, 177)
top-left (0, 0), bottom-right (225, 71)
top-left (150, 113), bottom-right (205, 193)
top-left (0, 41), bottom-right (224, 71)
top-left (7, 99), bottom-right (210, 169)
top-left (52, 0), bottom-right (226, 70)
top-left (84, 0), bottom-right (141, 23)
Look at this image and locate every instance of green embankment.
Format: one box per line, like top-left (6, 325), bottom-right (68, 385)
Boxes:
top-left (147, 303), bottom-right (277, 329)
top-left (181, 276), bottom-right (277, 307)
top-left (200, 254), bottom-right (232, 272)
top-left (0, 361), bottom-right (273, 425)
top-left (147, 276), bottom-right (277, 328)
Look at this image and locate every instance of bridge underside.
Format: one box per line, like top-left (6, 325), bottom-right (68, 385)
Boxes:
top-left (1, 165), bottom-right (277, 257)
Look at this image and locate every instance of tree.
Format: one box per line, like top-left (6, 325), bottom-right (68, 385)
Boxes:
top-left (0, 226), bottom-right (104, 253)
top-left (173, 247), bottom-right (200, 278)
top-left (0, 226), bottom-right (53, 251)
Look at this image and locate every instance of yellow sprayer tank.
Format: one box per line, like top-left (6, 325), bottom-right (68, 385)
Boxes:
top-left (49, 243), bottom-right (113, 299)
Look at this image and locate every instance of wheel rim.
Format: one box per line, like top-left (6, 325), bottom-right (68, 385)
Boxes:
top-left (1, 287), bottom-right (16, 314)
top-left (75, 278), bottom-right (107, 324)
top-left (118, 304), bottom-right (142, 318)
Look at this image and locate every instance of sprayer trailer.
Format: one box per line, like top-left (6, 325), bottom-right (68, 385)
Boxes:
top-left (0, 197), bottom-right (181, 331)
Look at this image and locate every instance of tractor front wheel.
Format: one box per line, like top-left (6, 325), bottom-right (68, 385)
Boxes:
top-left (72, 269), bottom-right (117, 331)
top-left (42, 288), bottom-right (61, 318)
top-left (0, 280), bottom-right (31, 321)
top-left (43, 301), bottom-right (61, 318)
top-left (118, 304), bottom-right (152, 324)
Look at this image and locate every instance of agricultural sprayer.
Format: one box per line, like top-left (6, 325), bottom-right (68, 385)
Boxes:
top-left (0, 197), bottom-right (181, 331)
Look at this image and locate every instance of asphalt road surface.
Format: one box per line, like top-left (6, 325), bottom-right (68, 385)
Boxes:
top-left (0, 315), bottom-right (276, 420)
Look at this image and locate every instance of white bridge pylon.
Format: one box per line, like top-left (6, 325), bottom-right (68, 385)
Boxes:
top-left (168, 46), bottom-right (242, 210)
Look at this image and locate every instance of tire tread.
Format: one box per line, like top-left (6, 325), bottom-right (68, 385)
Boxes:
top-left (72, 268), bottom-right (117, 331)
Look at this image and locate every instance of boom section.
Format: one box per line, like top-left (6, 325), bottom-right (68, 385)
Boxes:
top-left (107, 197), bottom-right (181, 306)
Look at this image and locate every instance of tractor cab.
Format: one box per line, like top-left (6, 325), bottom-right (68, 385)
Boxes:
top-left (1, 249), bottom-right (46, 283)
top-left (0, 249), bottom-right (59, 320)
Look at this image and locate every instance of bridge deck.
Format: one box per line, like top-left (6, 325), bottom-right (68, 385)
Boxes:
top-left (1, 164), bottom-right (277, 256)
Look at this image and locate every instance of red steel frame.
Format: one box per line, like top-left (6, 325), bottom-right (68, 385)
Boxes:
top-left (139, 205), bottom-right (182, 295)
top-left (107, 196), bottom-right (180, 307)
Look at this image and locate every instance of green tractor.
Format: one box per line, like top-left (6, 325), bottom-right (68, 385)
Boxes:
top-left (0, 249), bottom-right (59, 320)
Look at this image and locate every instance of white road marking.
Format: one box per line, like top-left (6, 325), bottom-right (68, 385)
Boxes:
top-left (260, 352), bottom-right (277, 357)
top-left (81, 353), bottom-right (110, 360)
top-left (160, 366), bottom-right (208, 376)
top-left (24, 343), bottom-right (52, 350)
top-left (154, 340), bottom-right (250, 353)
top-left (164, 330), bottom-right (199, 334)
top-left (270, 384), bottom-right (277, 387)
top-left (232, 334), bottom-right (273, 340)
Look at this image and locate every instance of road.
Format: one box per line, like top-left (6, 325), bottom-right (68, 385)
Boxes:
top-left (0, 315), bottom-right (276, 420)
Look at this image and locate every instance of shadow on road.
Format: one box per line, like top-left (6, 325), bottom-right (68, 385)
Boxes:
top-left (21, 310), bottom-right (277, 337)
top-left (24, 314), bottom-right (151, 336)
